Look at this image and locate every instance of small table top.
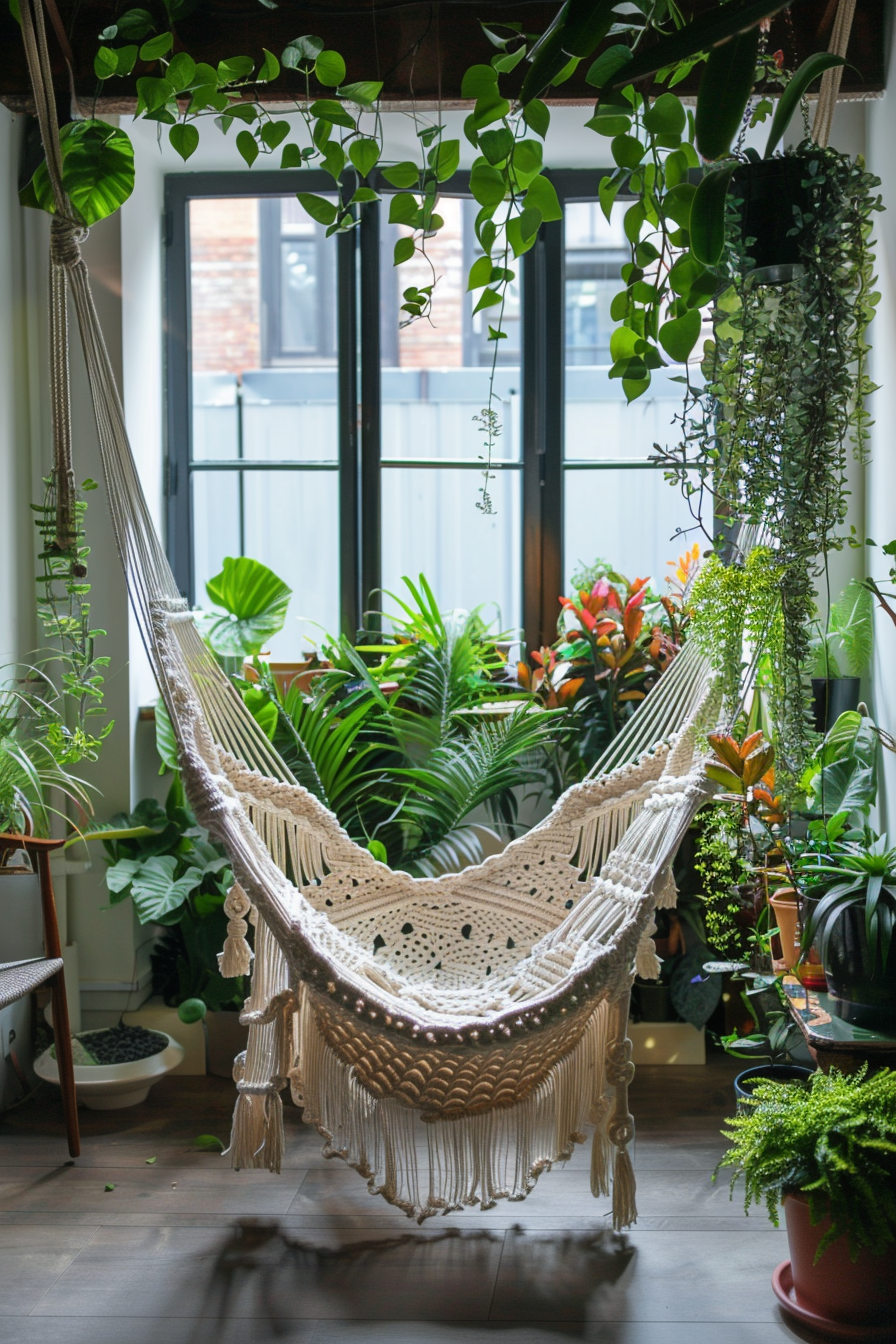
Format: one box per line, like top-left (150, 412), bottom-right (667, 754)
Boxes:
top-left (782, 976), bottom-right (896, 1071)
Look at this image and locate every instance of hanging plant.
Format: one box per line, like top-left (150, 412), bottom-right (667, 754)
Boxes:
top-left (657, 144), bottom-right (882, 786)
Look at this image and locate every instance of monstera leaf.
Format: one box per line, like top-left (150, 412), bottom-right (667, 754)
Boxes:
top-left (201, 557), bottom-right (292, 658)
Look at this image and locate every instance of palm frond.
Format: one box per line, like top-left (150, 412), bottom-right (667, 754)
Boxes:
top-left (390, 708), bottom-right (561, 868)
top-left (830, 579), bottom-right (874, 677)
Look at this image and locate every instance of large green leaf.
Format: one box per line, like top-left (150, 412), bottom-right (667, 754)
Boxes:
top-left (689, 164), bottom-right (737, 267)
top-left (129, 855), bottom-right (204, 924)
top-left (23, 121), bottom-right (135, 225)
top-left (608, 0), bottom-right (794, 88)
top-left (764, 52), bottom-right (846, 158)
top-left (202, 556), bottom-right (292, 657)
top-left (695, 26), bottom-right (760, 162)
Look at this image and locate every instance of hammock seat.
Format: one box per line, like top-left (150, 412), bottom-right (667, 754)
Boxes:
top-left (19, 0), bottom-right (720, 1229)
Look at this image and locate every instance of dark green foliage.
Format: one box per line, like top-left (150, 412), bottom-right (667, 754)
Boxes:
top-left (693, 804), bottom-right (752, 960)
top-left (717, 1067), bottom-right (896, 1263)
top-left (100, 777), bottom-right (244, 1010)
top-left (253, 576), bottom-right (562, 876)
top-left (658, 146), bottom-right (882, 787)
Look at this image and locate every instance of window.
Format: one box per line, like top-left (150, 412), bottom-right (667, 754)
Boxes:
top-left (166, 171), bottom-right (698, 657)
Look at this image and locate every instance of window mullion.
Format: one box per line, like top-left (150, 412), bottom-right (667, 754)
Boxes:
top-left (338, 224), bottom-right (360, 638)
top-left (359, 201), bottom-right (381, 629)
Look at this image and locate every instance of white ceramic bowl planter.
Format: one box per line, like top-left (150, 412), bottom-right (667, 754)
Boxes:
top-left (35, 1026), bottom-right (184, 1110)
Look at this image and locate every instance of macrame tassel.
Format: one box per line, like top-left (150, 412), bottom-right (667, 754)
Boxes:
top-left (218, 881), bottom-right (254, 978)
top-left (635, 930), bottom-right (661, 980)
top-left (589, 1096), bottom-right (611, 1198)
top-left (228, 1089), bottom-right (267, 1169)
top-left (612, 1143), bottom-right (638, 1230)
top-left (260, 1089), bottom-right (284, 1172)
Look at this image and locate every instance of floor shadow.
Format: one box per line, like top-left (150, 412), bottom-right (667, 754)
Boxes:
top-left (185, 1218), bottom-right (635, 1340)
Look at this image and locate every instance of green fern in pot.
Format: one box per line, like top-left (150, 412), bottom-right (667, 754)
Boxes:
top-left (717, 1067), bottom-right (896, 1325)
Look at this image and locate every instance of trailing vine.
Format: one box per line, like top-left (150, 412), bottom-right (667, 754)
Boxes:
top-left (657, 144), bottom-right (882, 783)
top-left (17, 0), bottom-right (810, 511)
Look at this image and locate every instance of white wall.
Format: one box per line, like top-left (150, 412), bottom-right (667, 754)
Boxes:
top-left (867, 24), bottom-right (896, 835)
top-left (0, 105), bottom-right (153, 1028)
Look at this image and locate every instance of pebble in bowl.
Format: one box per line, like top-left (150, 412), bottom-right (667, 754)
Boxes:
top-left (35, 1025), bottom-right (185, 1110)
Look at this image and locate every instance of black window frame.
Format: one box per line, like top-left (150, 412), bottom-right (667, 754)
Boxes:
top-left (164, 168), bottom-right (653, 655)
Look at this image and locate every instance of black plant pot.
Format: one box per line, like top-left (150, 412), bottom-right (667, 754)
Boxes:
top-left (823, 905), bottom-right (896, 1031)
top-left (731, 157), bottom-right (810, 282)
top-left (635, 981), bottom-right (673, 1022)
top-left (810, 677), bottom-right (861, 735)
top-left (733, 1063), bottom-right (814, 1108)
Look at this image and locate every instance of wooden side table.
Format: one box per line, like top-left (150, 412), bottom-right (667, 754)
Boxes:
top-left (782, 976), bottom-right (896, 1074)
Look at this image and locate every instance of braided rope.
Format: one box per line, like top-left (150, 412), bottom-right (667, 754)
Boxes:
top-left (812, 0), bottom-right (857, 150)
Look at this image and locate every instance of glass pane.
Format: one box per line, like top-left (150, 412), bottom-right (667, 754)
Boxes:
top-left (565, 368), bottom-right (689, 462)
top-left (192, 471), bottom-right (241, 602)
top-left (382, 468), bottom-right (521, 632)
top-left (564, 200), bottom-right (692, 462)
top-left (189, 196), bottom-right (260, 382)
top-left (188, 196), bottom-right (338, 465)
top-left (381, 197), bottom-right (521, 462)
top-left (191, 373), bottom-right (239, 462)
top-left (242, 469), bottom-right (340, 657)
top-left (563, 468), bottom-right (698, 594)
top-left (241, 370), bottom-right (338, 462)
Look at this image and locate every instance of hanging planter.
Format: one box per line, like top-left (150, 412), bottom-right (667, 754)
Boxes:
top-left (730, 156), bottom-right (811, 282)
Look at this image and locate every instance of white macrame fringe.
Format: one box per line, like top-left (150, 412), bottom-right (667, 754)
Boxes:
top-left (294, 995), bottom-right (612, 1222)
top-left (589, 1095), bottom-right (611, 1198)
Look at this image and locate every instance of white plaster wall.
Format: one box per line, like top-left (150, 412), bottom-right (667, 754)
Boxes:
top-left (0, 108), bottom-right (36, 665)
top-left (866, 18), bottom-right (896, 836)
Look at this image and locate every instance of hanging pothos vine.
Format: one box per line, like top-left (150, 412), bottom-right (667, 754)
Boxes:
top-left (18, 0), bottom-right (808, 512)
top-left (657, 144), bottom-right (882, 788)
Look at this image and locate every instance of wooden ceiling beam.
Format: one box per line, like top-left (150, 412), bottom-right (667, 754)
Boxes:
top-left (0, 0), bottom-right (886, 112)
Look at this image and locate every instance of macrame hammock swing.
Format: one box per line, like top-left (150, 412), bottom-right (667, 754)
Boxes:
top-left (21, 0), bottom-right (859, 1228)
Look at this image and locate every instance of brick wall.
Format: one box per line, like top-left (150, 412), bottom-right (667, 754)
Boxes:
top-left (189, 197), bottom-right (260, 375)
top-left (395, 196), bottom-right (465, 369)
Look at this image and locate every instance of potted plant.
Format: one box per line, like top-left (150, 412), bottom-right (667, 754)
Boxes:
top-left (808, 580), bottom-right (873, 734)
top-left (793, 833), bottom-right (896, 1031)
top-left (717, 1067), bottom-right (896, 1332)
top-left (34, 1023), bottom-right (184, 1110)
top-left (1, 476), bottom-right (113, 990)
top-left (718, 974), bottom-right (813, 1105)
top-left (519, 546), bottom-right (695, 784)
top-left (98, 777), bottom-right (250, 1075)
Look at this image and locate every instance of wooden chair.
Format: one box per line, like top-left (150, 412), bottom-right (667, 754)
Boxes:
top-left (0, 835), bottom-right (80, 1156)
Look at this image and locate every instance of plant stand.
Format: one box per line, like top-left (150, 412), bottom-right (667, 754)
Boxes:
top-left (782, 976), bottom-right (896, 1074)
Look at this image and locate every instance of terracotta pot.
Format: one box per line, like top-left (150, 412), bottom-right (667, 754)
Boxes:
top-left (783, 1191), bottom-right (896, 1326)
top-left (242, 659), bottom-right (331, 697)
top-left (204, 1010), bottom-right (249, 1078)
top-left (769, 891), bottom-right (800, 971)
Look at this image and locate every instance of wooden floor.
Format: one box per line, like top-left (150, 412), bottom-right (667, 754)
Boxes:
top-left (0, 1053), bottom-right (825, 1343)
